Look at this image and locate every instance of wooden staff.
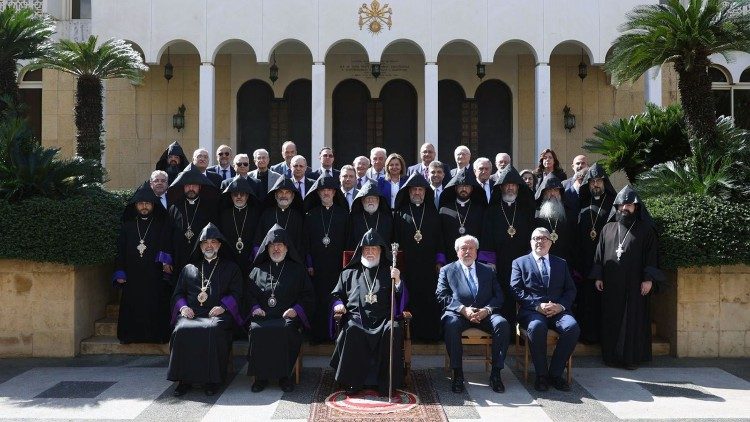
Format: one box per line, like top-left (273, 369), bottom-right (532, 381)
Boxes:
top-left (389, 242), bottom-right (399, 403)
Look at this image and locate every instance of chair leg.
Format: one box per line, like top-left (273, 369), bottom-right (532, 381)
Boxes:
top-left (444, 354), bottom-right (450, 374)
top-left (524, 337), bottom-right (529, 384)
top-left (566, 356), bottom-right (572, 384)
top-left (295, 355), bottom-right (301, 384)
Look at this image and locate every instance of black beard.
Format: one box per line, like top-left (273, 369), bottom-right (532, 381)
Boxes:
top-left (617, 210), bottom-right (637, 225)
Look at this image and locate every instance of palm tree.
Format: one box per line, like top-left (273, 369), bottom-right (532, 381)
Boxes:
top-left (0, 6), bottom-right (54, 114)
top-left (31, 36), bottom-right (147, 163)
top-left (605, 0), bottom-right (750, 147)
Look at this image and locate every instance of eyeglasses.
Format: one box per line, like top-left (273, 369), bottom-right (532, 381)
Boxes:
top-left (532, 236), bottom-right (551, 242)
top-left (218, 152), bottom-right (231, 156)
top-left (235, 162), bottom-right (250, 167)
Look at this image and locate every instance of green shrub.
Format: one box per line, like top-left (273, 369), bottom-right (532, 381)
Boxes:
top-left (0, 187), bottom-right (128, 265)
top-left (647, 194), bottom-right (750, 269)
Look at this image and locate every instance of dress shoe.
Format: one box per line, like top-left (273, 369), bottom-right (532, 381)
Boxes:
top-left (204, 383), bottom-right (219, 396)
top-left (551, 376), bottom-right (571, 391)
top-left (489, 369), bottom-right (505, 393)
top-left (345, 385), bottom-right (362, 395)
top-left (534, 376), bottom-right (549, 392)
top-left (173, 382), bottom-right (191, 397)
top-left (251, 379), bottom-right (268, 393)
top-left (279, 377), bottom-right (294, 393)
top-left (451, 369), bottom-right (465, 394)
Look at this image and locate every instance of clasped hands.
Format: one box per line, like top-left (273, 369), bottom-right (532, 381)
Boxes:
top-left (251, 307), bottom-right (297, 319)
top-left (179, 306), bottom-right (225, 319)
top-left (535, 301), bottom-right (563, 317)
top-left (461, 306), bottom-right (490, 323)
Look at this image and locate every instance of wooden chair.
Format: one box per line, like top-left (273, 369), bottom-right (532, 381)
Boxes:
top-left (515, 324), bottom-right (573, 384)
top-left (442, 328), bottom-right (494, 373)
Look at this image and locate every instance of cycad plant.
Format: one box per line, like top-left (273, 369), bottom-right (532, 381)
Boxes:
top-left (30, 36), bottom-right (147, 163)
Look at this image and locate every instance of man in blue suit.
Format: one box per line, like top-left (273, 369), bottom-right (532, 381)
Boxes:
top-left (510, 227), bottom-right (579, 392)
top-left (436, 235), bottom-right (510, 394)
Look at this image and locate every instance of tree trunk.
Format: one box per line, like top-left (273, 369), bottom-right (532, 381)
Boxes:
top-left (75, 76), bottom-right (103, 162)
top-left (674, 56), bottom-right (718, 147)
top-left (0, 58), bottom-right (20, 115)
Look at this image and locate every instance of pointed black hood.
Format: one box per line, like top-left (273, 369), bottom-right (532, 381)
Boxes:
top-left (264, 176), bottom-right (303, 211)
top-left (345, 228), bottom-right (393, 269)
top-left (578, 162), bottom-right (617, 204)
top-left (303, 175), bottom-right (348, 212)
top-left (166, 166), bottom-right (219, 203)
top-left (534, 173), bottom-right (564, 202)
top-left (394, 173), bottom-right (434, 210)
top-left (351, 180), bottom-right (390, 214)
top-left (440, 169), bottom-right (487, 207)
top-left (220, 176), bottom-right (259, 209)
top-left (155, 141), bottom-right (189, 171)
top-left (123, 181), bottom-right (166, 221)
top-left (609, 185), bottom-right (655, 226)
top-left (252, 223), bottom-right (303, 266)
top-left (189, 223), bottom-right (231, 262)
top-left (491, 166), bottom-right (534, 207)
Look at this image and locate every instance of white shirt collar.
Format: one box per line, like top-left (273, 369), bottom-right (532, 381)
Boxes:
top-left (531, 250), bottom-right (549, 261)
top-left (460, 261), bottom-right (475, 272)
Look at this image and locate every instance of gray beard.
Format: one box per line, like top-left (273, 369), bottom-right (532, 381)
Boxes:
top-left (363, 203), bottom-right (378, 214)
top-left (270, 253), bottom-right (286, 263)
top-left (202, 250), bottom-right (217, 260)
top-left (502, 193), bottom-right (517, 203)
top-left (361, 256), bottom-right (379, 268)
top-left (539, 198), bottom-right (566, 221)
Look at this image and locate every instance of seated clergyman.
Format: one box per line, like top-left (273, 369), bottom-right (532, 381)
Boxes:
top-left (246, 224), bottom-right (315, 393)
top-left (168, 223), bottom-right (244, 397)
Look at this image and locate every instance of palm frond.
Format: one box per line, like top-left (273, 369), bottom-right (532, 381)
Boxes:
top-left (0, 6), bottom-right (54, 61)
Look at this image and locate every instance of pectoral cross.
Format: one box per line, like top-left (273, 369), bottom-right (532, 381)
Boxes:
top-left (137, 240), bottom-right (147, 257)
top-left (616, 245), bottom-right (624, 261)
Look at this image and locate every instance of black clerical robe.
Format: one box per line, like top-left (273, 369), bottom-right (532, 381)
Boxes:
top-left (478, 201), bottom-right (534, 329)
top-left (246, 259), bottom-right (315, 380)
top-left (439, 201), bottom-right (484, 262)
top-left (347, 211), bottom-right (393, 250)
top-left (113, 216), bottom-right (173, 344)
top-left (574, 196), bottom-right (614, 343)
top-left (330, 266), bottom-right (408, 391)
top-left (168, 258), bottom-right (243, 384)
top-left (303, 205), bottom-right (349, 342)
top-left (534, 215), bottom-right (575, 267)
top-left (218, 206), bottom-right (259, 275)
top-left (393, 203), bottom-right (445, 341)
top-left (253, 207), bottom-right (304, 257)
top-left (589, 220), bottom-right (661, 366)
top-left (169, 200), bottom-right (217, 277)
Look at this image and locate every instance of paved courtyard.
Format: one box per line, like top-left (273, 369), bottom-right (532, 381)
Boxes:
top-left (0, 354), bottom-right (748, 421)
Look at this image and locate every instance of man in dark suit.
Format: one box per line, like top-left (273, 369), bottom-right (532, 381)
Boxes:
top-left (407, 142), bottom-right (436, 180)
top-left (449, 145), bottom-right (475, 184)
top-left (289, 155), bottom-right (316, 198)
top-left (310, 146), bottom-right (340, 183)
top-left (190, 149), bottom-right (223, 188)
top-left (149, 170), bottom-right (169, 209)
top-left (339, 165), bottom-right (359, 209)
top-left (207, 145), bottom-right (236, 183)
top-left (510, 227), bottom-right (579, 392)
top-left (436, 235), bottom-right (510, 394)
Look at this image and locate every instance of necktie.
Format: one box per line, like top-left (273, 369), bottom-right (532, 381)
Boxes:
top-left (357, 178), bottom-right (363, 189)
top-left (297, 181), bottom-right (303, 197)
top-left (540, 257), bottom-right (550, 286)
top-left (161, 195), bottom-right (167, 209)
top-left (465, 267), bottom-right (477, 298)
top-left (423, 166), bottom-right (429, 180)
top-left (222, 169), bottom-right (227, 180)
top-left (434, 188), bottom-right (441, 208)
top-left (346, 191), bottom-right (353, 207)
top-left (326, 169), bottom-right (331, 177)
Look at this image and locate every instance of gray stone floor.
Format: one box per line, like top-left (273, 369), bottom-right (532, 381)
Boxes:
top-left (0, 354), bottom-right (748, 421)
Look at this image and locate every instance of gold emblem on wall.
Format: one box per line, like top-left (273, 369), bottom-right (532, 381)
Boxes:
top-left (358, 0), bottom-right (392, 34)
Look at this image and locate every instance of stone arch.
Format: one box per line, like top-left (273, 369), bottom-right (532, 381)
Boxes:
top-left (210, 39), bottom-right (256, 63)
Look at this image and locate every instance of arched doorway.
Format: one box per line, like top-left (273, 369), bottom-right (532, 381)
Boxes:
top-left (438, 79), bottom-right (466, 164)
top-left (284, 79), bottom-right (312, 160)
top-left (236, 79), bottom-right (274, 155)
top-left (380, 79), bottom-right (417, 164)
top-left (332, 79), bottom-right (370, 167)
top-left (475, 79), bottom-right (512, 158)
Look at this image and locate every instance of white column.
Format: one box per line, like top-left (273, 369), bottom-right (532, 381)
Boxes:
top-left (199, 62), bottom-right (215, 158)
top-left (644, 65), bottom-right (662, 107)
top-left (424, 62), bottom-right (439, 148)
top-left (534, 62), bottom-right (551, 159)
top-left (311, 62), bottom-right (325, 154)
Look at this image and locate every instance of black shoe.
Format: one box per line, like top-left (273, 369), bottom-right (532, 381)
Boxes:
top-left (551, 376), bottom-right (571, 391)
top-left (534, 376), bottom-right (549, 392)
top-left (345, 385), bottom-right (362, 395)
top-left (451, 369), bottom-right (465, 394)
top-left (251, 379), bottom-right (268, 393)
top-left (489, 369), bottom-right (505, 393)
top-left (173, 382), bottom-right (191, 397)
top-left (204, 383), bottom-right (219, 396)
top-left (279, 377), bottom-right (294, 393)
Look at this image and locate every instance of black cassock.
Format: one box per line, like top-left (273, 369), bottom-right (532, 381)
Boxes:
top-left (330, 265), bottom-right (407, 391)
top-left (393, 203), bottom-right (445, 341)
top-left (253, 207), bottom-right (305, 256)
top-left (218, 205), bottom-right (259, 274)
top-left (303, 205), bottom-right (348, 342)
top-left (169, 200), bottom-right (217, 277)
top-left (590, 220), bottom-right (661, 366)
top-left (347, 210), bottom-right (393, 250)
top-left (574, 195), bottom-right (614, 343)
top-left (534, 214), bottom-right (575, 266)
top-left (167, 258), bottom-right (243, 384)
top-left (439, 200), bottom-right (484, 262)
top-left (114, 216), bottom-right (173, 344)
top-left (246, 260), bottom-right (315, 380)
top-left (478, 201), bottom-right (534, 330)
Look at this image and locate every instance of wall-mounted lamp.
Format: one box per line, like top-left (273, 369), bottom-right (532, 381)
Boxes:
top-left (371, 63), bottom-right (381, 79)
top-left (476, 62), bottom-right (486, 79)
top-left (563, 105), bottom-right (576, 132)
top-left (269, 52), bottom-right (279, 84)
top-left (173, 104), bottom-right (186, 132)
top-left (164, 47), bottom-right (174, 82)
top-left (578, 49), bottom-right (588, 81)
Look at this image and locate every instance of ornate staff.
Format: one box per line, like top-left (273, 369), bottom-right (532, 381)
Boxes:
top-left (389, 242), bottom-right (399, 403)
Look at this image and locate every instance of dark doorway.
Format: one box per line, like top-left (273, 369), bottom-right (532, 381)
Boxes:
top-left (333, 79), bottom-right (370, 167)
top-left (237, 79), bottom-right (274, 157)
top-left (284, 79), bottom-right (312, 161)
top-left (475, 79), bottom-right (512, 159)
top-left (380, 79), bottom-right (417, 164)
top-left (438, 79), bottom-right (466, 164)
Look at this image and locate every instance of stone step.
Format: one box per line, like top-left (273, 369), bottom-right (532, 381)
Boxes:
top-left (95, 318), bottom-right (118, 337)
top-left (80, 336), bottom-right (169, 355)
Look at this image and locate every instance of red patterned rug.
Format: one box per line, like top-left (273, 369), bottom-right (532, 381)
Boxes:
top-left (308, 370), bottom-right (448, 421)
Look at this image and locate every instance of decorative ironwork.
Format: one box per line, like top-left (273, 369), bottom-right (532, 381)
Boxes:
top-left (0, 0), bottom-right (43, 14)
top-left (358, 0), bottom-right (392, 34)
